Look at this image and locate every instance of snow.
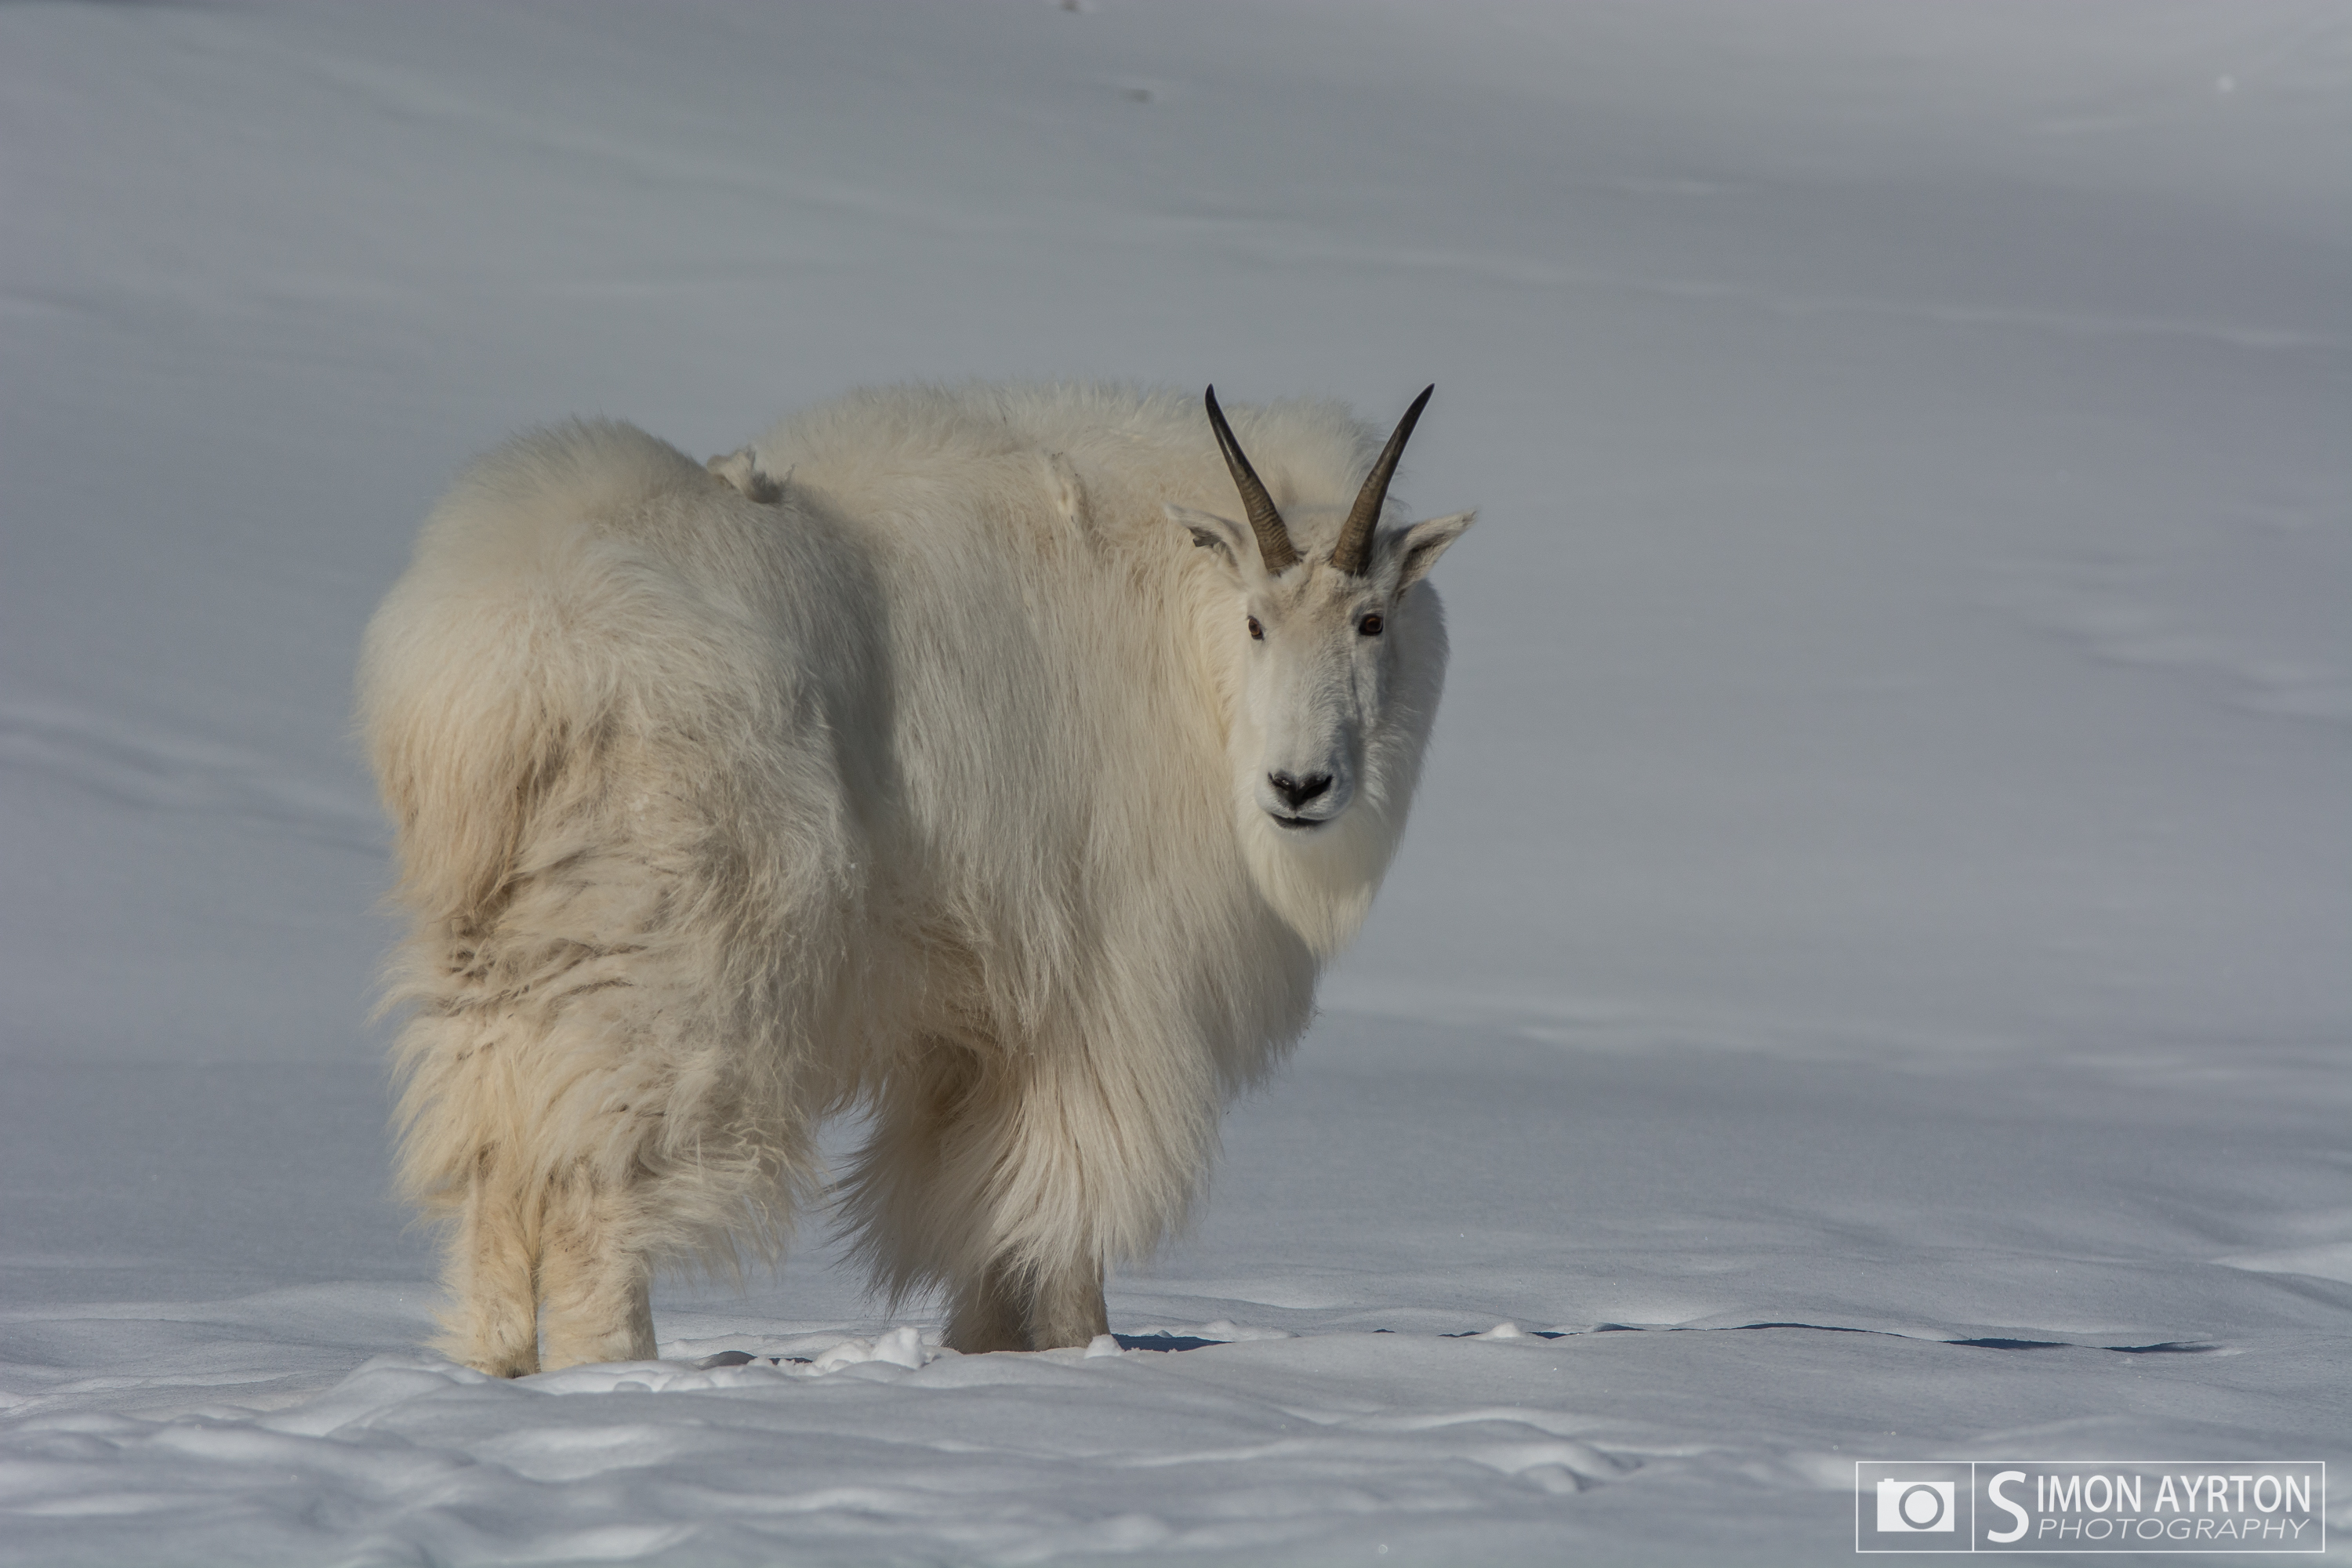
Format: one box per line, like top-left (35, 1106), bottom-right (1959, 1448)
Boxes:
top-left (2, 2), bottom-right (2347, 1562)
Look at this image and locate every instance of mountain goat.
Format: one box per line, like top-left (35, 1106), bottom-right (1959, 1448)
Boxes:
top-left (361, 382), bottom-right (1473, 1374)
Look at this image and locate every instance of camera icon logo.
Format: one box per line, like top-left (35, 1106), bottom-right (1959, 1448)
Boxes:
top-left (1877, 1478), bottom-right (1957, 1533)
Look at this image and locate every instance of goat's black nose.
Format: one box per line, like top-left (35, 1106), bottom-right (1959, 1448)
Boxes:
top-left (1269, 771), bottom-right (1333, 810)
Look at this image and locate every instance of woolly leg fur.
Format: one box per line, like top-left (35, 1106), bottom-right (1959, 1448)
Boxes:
top-left (839, 1025), bottom-right (1210, 1353)
top-left (536, 1167), bottom-right (659, 1369)
top-left (384, 785), bottom-right (818, 1374)
top-left (437, 1145), bottom-right (655, 1374)
top-left (945, 1257), bottom-right (1109, 1356)
top-left (446, 1147), bottom-right (544, 1377)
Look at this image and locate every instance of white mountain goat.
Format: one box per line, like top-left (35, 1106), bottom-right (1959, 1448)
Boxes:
top-left (360, 383), bottom-right (1473, 1374)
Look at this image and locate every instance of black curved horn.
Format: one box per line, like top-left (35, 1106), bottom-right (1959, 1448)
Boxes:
top-left (1330, 384), bottom-right (1434, 577)
top-left (1204, 386), bottom-right (1299, 573)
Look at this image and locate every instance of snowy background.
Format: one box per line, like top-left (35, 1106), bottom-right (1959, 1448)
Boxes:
top-left (2, 2), bottom-right (2347, 1563)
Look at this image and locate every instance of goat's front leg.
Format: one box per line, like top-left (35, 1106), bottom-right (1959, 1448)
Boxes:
top-left (942, 1260), bottom-right (1029, 1354)
top-left (943, 1255), bottom-right (1107, 1353)
top-left (1024, 1255), bottom-right (1109, 1350)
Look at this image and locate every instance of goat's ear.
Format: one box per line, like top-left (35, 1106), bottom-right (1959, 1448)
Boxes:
top-left (1166, 504), bottom-right (1250, 573)
top-left (1390, 510), bottom-right (1475, 594)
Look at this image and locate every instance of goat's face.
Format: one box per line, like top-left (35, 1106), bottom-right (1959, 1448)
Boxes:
top-left (1200, 517), bottom-right (1472, 830)
top-left (1175, 386), bottom-right (1472, 837)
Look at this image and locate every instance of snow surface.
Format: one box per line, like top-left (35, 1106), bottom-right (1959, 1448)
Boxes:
top-left (2, 2), bottom-right (2347, 1563)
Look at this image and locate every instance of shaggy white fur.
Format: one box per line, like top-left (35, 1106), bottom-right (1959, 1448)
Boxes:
top-left (359, 383), bottom-right (1471, 1373)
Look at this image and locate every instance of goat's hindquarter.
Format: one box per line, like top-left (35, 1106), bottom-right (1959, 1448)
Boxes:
top-left (367, 423), bottom-right (882, 1374)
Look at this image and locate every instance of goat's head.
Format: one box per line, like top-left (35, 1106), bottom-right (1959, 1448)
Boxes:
top-left (1172, 386), bottom-right (1473, 838)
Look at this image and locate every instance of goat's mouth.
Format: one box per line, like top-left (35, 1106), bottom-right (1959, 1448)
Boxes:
top-left (1269, 812), bottom-right (1328, 831)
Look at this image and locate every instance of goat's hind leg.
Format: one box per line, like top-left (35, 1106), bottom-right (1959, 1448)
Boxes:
top-left (430, 1157), bottom-right (657, 1374)
top-left (436, 1151), bottom-right (542, 1377)
top-left (536, 1171), bottom-right (657, 1370)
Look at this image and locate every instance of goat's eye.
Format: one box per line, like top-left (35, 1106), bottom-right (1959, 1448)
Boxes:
top-left (1358, 613), bottom-right (1385, 637)
top-left (1246, 615), bottom-right (1265, 641)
